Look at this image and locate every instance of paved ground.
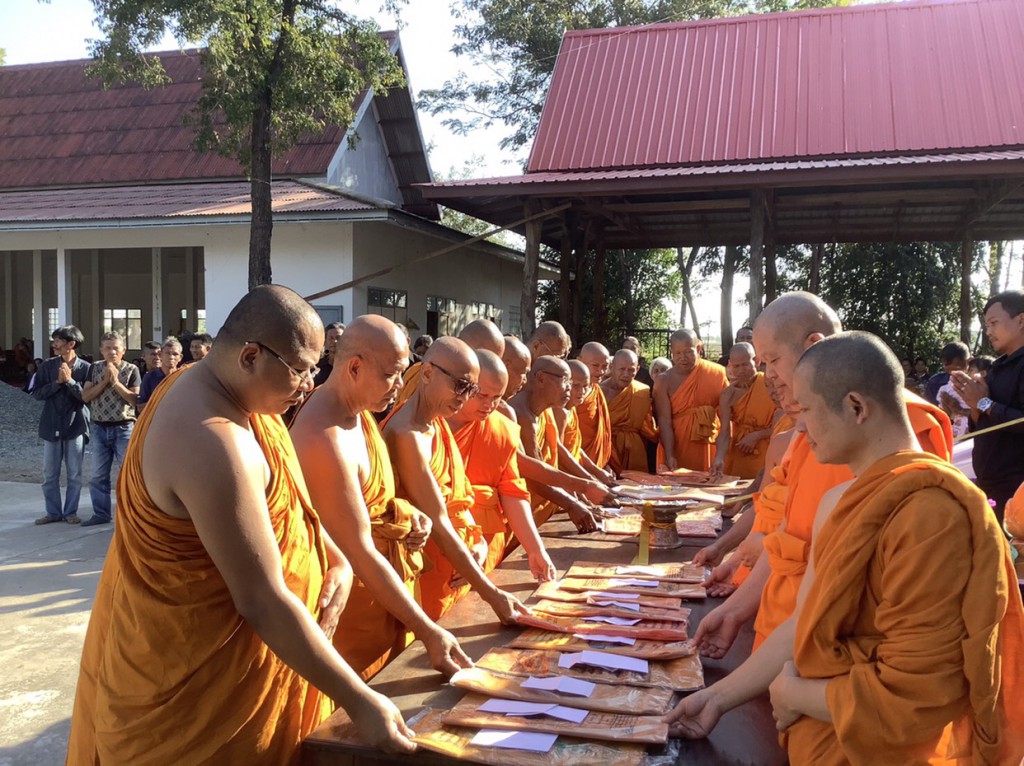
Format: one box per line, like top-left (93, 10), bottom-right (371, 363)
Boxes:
top-left (0, 481), bottom-right (113, 766)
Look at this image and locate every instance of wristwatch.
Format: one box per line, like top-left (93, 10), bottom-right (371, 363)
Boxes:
top-left (977, 397), bottom-right (994, 413)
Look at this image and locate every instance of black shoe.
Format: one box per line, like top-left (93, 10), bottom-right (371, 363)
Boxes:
top-left (65, 515), bottom-right (81, 525)
top-left (34, 515), bottom-right (62, 525)
top-left (81, 516), bottom-right (111, 527)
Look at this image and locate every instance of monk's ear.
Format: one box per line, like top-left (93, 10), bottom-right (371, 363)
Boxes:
top-left (804, 332), bottom-right (826, 349)
top-left (846, 391), bottom-right (870, 423)
top-left (239, 343), bottom-right (260, 375)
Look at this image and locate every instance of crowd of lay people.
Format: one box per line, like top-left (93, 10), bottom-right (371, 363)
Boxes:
top-left (28, 285), bottom-right (1021, 764)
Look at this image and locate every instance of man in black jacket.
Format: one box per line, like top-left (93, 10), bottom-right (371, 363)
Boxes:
top-left (32, 325), bottom-right (91, 525)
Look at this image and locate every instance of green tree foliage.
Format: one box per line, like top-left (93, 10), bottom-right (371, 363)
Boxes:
top-left (89, 0), bottom-right (405, 290)
top-left (436, 154), bottom-right (518, 247)
top-left (782, 242), bottom-right (973, 363)
top-left (0, 49), bottom-right (6, 66)
top-left (537, 248), bottom-right (679, 349)
top-left (420, 0), bottom-right (847, 153)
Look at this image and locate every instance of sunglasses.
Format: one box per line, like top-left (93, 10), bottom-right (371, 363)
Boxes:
top-left (245, 340), bottom-right (320, 384)
top-left (429, 361), bottom-right (480, 398)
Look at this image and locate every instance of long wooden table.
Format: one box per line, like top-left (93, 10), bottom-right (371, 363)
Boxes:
top-left (302, 517), bottom-right (787, 766)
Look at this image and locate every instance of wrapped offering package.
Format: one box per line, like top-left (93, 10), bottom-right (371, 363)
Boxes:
top-left (507, 629), bottom-right (696, 660)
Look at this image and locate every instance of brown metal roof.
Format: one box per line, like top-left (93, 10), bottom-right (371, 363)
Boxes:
top-left (528, 0), bottom-right (1024, 173)
top-left (0, 180), bottom-right (378, 224)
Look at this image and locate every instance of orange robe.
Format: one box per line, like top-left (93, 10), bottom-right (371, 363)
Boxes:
top-left (562, 407), bottom-right (582, 460)
top-left (753, 394), bottom-right (954, 649)
top-left (657, 359), bottom-right (728, 471)
top-left (1005, 479), bottom-right (1024, 539)
top-left (68, 371), bottom-right (331, 765)
top-left (394, 361), bottom-right (423, 407)
top-left (333, 412), bottom-right (426, 681)
top-left (575, 383), bottom-right (612, 468)
top-left (531, 407), bottom-right (562, 527)
top-left (455, 412), bottom-right (531, 573)
top-left (724, 373), bottom-right (777, 479)
top-left (390, 407), bottom-right (480, 622)
top-left (787, 452), bottom-right (1024, 765)
top-left (606, 380), bottom-right (658, 474)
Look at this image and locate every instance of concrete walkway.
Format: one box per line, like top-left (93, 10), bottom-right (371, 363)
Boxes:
top-left (0, 482), bottom-right (112, 766)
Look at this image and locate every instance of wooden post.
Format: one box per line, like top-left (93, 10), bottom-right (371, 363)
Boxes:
top-left (720, 246), bottom-right (738, 353)
top-left (520, 200), bottom-right (542, 339)
top-left (592, 243), bottom-right (607, 342)
top-left (749, 190), bottom-right (766, 318)
top-left (558, 216), bottom-right (574, 330)
top-left (960, 234), bottom-right (973, 344)
top-left (808, 243), bottom-right (824, 294)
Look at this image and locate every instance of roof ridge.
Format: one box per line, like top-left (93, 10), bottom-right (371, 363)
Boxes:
top-left (562, 0), bottom-right (989, 39)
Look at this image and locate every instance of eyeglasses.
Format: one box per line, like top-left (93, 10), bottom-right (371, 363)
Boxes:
top-left (245, 340), bottom-right (320, 384)
top-left (537, 369), bottom-right (571, 387)
top-left (429, 361), bottom-right (479, 398)
top-left (539, 338), bottom-right (570, 360)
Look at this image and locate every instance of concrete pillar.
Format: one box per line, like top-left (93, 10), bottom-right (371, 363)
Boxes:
top-left (32, 249), bottom-right (44, 357)
top-left (3, 252), bottom-right (12, 348)
top-left (90, 249), bottom-right (101, 346)
top-left (57, 247), bottom-right (71, 327)
top-left (152, 247), bottom-right (164, 342)
top-left (185, 246), bottom-right (195, 331)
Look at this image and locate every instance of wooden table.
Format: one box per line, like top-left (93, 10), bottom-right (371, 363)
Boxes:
top-left (302, 518), bottom-right (787, 766)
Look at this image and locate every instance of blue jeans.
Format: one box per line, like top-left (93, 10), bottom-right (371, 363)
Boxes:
top-left (88, 423), bottom-right (134, 521)
top-left (41, 436), bottom-right (86, 520)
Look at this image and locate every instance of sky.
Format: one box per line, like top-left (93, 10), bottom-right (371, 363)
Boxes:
top-left (1, 1), bottom-right (1019, 343)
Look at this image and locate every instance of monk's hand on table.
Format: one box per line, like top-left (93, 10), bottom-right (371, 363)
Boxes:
top-left (567, 501), bottom-right (599, 534)
top-left (484, 588), bottom-right (532, 625)
top-left (769, 661), bottom-right (803, 732)
top-left (662, 688), bottom-right (722, 739)
top-left (950, 370), bottom-right (988, 408)
top-left (692, 541), bottom-right (724, 568)
top-left (663, 455), bottom-right (679, 472)
top-left (317, 564), bottom-right (353, 640)
top-left (693, 604), bottom-right (743, 659)
top-left (405, 510), bottom-right (432, 552)
top-left (581, 480), bottom-right (614, 506)
top-left (350, 691), bottom-right (417, 754)
top-left (529, 550), bottom-right (557, 583)
top-left (708, 457), bottom-right (725, 481)
top-left (423, 626), bottom-right (473, 677)
top-left (703, 559), bottom-right (739, 598)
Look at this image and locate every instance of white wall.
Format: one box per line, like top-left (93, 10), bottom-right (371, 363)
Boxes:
top-left (327, 108), bottom-right (403, 206)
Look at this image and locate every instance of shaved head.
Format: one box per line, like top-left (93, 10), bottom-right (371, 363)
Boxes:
top-left (475, 348), bottom-right (509, 386)
top-left (730, 342), bottom-right (755, 361)
top-left (796, 332), bottom-right (905, 419)
top-left (608, 348), bottom-right (639, 389)
top-left (671, 328), bottom-right (700, 346)
top-left (755, 292), bottom-right (842, 353)
top-left (528, 321), bottom-right (571, 360)
top-left (502, 335), bottom-right (531, 399)
top-left (613, 348), bottom-right (638, 366)
top-left (453, 349), bottom-right (508, 423)
top-left (336, 314), bottom-right (407, 362)
top-left (727, 341), bottom-right (758, 387)
top-left (567, 359), bottom-right (590, 382)
top-left (424, 336), bottom-right (476, 370)
top-left (578, 341), bottom-right (611, 383)
top-left (218, 285), bottom-right (323, 354)
top-left (567, 359), bottom-right (591, 408)
top-left (422, 337), bottom-right (479, 416)
top-left (622, 336), bottom-right (641, 353)
top-left (459, 319), bottom-right (505, 355)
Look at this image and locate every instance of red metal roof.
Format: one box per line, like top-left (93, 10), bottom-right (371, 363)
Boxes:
top-left (528, 0), bottom-right (1024, 173)
top-left (0, 181), bottom-right (378, 223)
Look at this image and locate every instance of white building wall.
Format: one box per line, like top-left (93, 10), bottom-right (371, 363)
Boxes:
top-left (326, 109), bottom-right (403, 206)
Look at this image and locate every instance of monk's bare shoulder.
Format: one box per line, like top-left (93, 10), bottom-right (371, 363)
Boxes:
top-left (551, 406), bottom-right (568, 432)
top-left (496, 399), bottom-right (518, 424)
top-left (813, 480), bottom-right (855, 538)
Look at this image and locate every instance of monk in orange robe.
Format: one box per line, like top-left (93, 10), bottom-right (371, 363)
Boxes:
top-left (68, 287), bottom-right (416, 764)
top-left (394, 319), bottom-right (505, 407)
top-left (601, 349), bottom-right (658, 474)
top-left (382, 337), bottom-right (527, 623)
top-left (574, 341), bottom-right (614, 472)
top-left (711, 343), bottom-right (779, 479)
top-left (653, 329), bottom-right (728, 471)
top-left (551, 358), bottom-right (611, 481)
top-left (666, 295), bottom-right (957, 748)
top-left (291, 315), bottom-right (470, 681)
top-left (448, 349), bottom-right (555, 580)
top-left (773, 334), bottom-right (1022, 764)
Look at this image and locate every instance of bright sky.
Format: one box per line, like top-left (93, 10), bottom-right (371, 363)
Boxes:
top-left (2, 1), bottom-right (1019, 342)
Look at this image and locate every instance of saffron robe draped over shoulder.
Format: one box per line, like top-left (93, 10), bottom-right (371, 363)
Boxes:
top-left (563, 407), bottom-right (583, 460)
top-left (67, 370), bottom-right (332, 766)
top-left (454, 412), bottom-right (531, 573)
top-left (753, 395), bottom-right (953, 649)
top-left (389, 405), bottom-right (480, 622)
top-left (394, 361), bottom-right (424, 407)
top-left (657, 359), bottom-right (728, 472)
top-left (334, 412), bottom-right (425, 681)
top-left (575, 383), bottom-right (613, 468)
top-left (787, 452), bottom-right (1024, 766)
top-left (731, 461), bottom-right (790, 587)
top-left (606, 380), bottom-right (658, 474)
top-left (530, 407), bottom-right (562, 527)
top-left (724, 373), bottom-right (777, 479)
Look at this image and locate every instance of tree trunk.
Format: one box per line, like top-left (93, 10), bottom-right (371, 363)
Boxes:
top-left (765, 246), bottom-right (778, 304)
top-left (960, 235), bottom-right (973, 343)
top-left (808, 243), bottom-right (824, 294)
top-left (676, 247), bottom-right (701, 339)
top-left (592, 244), bottom-right (606, 342)
top-left (520, 199), bottom-right (542, 338)
top-left (570, 232), bottom-right (588, 345)
top-left (721, 246), bottom-right (737, 354)
top-left (749, 190), bottom-right (767, 318)
top-left (248, 99), bottom-right (274, 290)
top-left (989, 241), bottom-right (1005, 294)
top-left (619, 251), bottom-right (635, 332)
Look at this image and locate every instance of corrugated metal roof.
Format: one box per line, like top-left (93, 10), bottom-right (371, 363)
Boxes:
top-left (527, 0), bottom-right (1024, 173)
top-left (0, 180), bottom-right (378, 223)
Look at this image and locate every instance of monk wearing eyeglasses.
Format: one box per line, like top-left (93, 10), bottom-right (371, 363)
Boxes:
top-left (383, 337), bottom-right (529, 622)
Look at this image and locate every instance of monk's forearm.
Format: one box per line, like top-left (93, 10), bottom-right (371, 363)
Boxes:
top-left (348, 547), bottom-right (436, 638)
top-left (242, 585), bottom-right (378, 711)
top-left (520, 453), bottom-right (591, 495)
top-left (787, 677), bottom-right (831, 723)
top-left (714, 617), bottom-right (796, 711)
top-left (502, 496), bottom-right (548, 560)
top-left (430, 515), bottom-right (500, 597)
top-left (556, 444), bottom-right (591, 480)
top-left (722, 552), bottom-right (770, 622)
top-left (525, 478), bottom-right (580, 512)
top-left (713, 506), bottom-right (755, 554)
